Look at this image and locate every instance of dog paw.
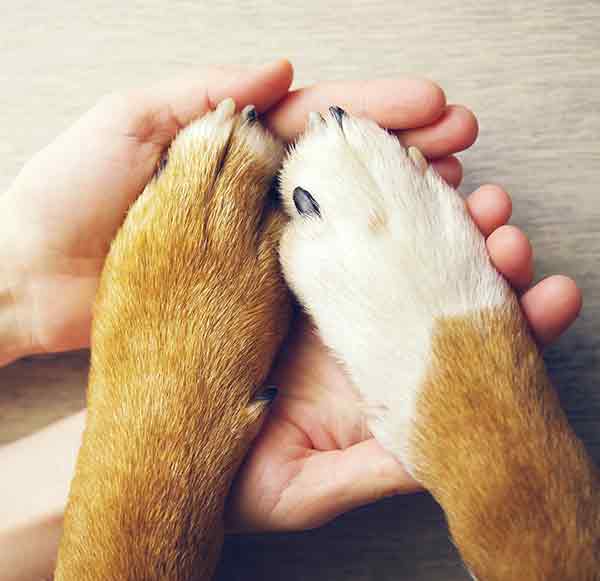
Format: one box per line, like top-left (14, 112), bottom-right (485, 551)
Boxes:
top-left (279, 107), bottom-right (512, 470)
top-left (93, 98), bottom-right (291, 408)
top-left (56, 101), bottom-right (293, 581)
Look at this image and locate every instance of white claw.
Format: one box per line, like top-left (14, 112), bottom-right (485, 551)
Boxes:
top-left (408, 146), bottom-right (428, 175)
top-left (308, 111), bottom-right (325, 130)
top-left (216, 97), bottom-right (236, 119)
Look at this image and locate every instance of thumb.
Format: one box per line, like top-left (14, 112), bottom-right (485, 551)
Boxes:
top-left (127, 58), bottom-right (295, 146)
top-left (271, 438), bottom-right (422, 530)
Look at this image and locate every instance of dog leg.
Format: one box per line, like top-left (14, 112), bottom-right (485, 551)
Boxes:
top-left (55, 99), bottom-right (291, 580)
top-left (279, 107), bottom-right (600, 581)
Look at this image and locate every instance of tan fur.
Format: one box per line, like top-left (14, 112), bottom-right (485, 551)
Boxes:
top-left (279, 106), bottom-right (600, 579)
top-left (413, 299), bottom-right (600, 580)
top-left (54, 105), bottom-right (291, 580)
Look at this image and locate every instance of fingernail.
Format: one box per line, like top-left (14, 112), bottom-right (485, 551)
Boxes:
top-left (255, 386), bottom-right (278, 402)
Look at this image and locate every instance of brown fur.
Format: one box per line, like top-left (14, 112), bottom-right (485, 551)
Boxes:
top-left (413, 299), bottom-right (600, 580)
top-left (54, 108), bottom-right (291, 580)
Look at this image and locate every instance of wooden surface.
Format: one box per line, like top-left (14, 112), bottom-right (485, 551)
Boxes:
top-left (1, 1), bottom-right (599, 579)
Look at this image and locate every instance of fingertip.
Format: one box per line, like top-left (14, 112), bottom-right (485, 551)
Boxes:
top-left (399, 104), bottom-right (479, 159)
top-left (447, 104), bottom-right (479, 153)
top-left (232, 58), bottom-right (294, 113)
top-left (259, 58), bottom-right (294, 102)
top-left (431, 156), bottom-right (463, 188)
top-left (426, 79), bottom-right (447, 117)
top-left (553, 275), bottom-right (583, 316)
top-left (487, 224), bottom-right (533, 289)
top-left (355, 77), bottom-right (448, 129)
top-left (521, 275), bottom-right (582, 346)
top-left (467, 184), bottom-right (513, 236)
top-left (402, 78), bottom-right (447, 126)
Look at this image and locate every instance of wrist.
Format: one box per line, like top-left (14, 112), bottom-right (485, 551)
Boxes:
top-left (0, 412), bottom-right (85, 580)
top-left (0, 197), bottom-right (34, 366)
top-left (0, 513), bottom-right (64, 581)
top-left (0, 272), bottom-right (32, 367)
top-left (0, 412), bottom-right (84, 530)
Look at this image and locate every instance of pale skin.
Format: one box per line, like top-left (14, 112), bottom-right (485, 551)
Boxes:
top-left (0, 59), bottom-right (582, 579)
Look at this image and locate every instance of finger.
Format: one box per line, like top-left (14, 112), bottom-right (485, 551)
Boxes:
top-left (146, 59), bottom-right (294, 127)
top-left (431, 155), bottom-right (463, 188)
top-left (321, 438), bottom-right (422, 507)
top-left (272, 439), bottom-right (421, 530)
top-left (95, 58), bottom-right (294, 149)
top-left (56, 59), bottom-right (293, 211)
top-left (486, 225), bottom-right (534, 290)
top-left (467, 184), bottom-right (513, 237)
top-left (520, 275), bottom-right (582, 346)
top-left (398, 105), bottom-right (479, 159)
top-left (265, 78), bottom-right (446, 141)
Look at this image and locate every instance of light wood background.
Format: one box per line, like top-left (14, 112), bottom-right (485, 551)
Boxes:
top-left (1, 1), bottom-right (599, 579)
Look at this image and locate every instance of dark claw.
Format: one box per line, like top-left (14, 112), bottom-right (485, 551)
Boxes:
top-left (293, 186), bottom-right (321, 218)
top-left (329, 105), bottom-right (346, 129)
top-left (245, 105), bottom-right (258, 124)
top-left (156, 149), bottom-right (169, 175)
top-left (255, 386), bottom-right (278, 402)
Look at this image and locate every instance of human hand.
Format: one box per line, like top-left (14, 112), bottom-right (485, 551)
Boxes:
top-left (0, 63), bottom-right (582, 538)
top-left (227, 82), bottom-right (583, 531)
top-left (0, 60), bottom-right (294, 366)
top-left (228, 207), bottom-right (582, 531)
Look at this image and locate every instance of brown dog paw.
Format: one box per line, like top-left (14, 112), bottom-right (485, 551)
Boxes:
top-left (55, 100), bottom-right (292, 580)
top-left (93, 98), bottom-right (291, 406)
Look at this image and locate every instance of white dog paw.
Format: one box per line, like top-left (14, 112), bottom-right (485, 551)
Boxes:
top-left (278, 106), bottom-right (510, 470)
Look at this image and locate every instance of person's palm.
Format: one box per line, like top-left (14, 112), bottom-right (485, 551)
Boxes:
top-left (4, 98), bottom-right (159, 353)
top-left (230, 272), bottom-right (581, 532)
top-left (228, 313), bottom-right (411, 531)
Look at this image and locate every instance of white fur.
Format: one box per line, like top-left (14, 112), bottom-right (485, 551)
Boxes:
top-left (279, 110), bottom-right (510, 470)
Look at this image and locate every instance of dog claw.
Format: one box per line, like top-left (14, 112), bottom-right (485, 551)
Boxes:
top-left (408, 146), bottom-right (428, 175)
top-left (308, 111), bottom-right (325, 129)
top-left (216, 97), bottom-right (236, 118)
top-left (255, 386), bottom-right (279, 402)
top-left (293, 186), bottom-right (321, 218)
top-left (242, 104), bottom-right (258, 124)
top-left (329, 105), bottom-right (346, 129)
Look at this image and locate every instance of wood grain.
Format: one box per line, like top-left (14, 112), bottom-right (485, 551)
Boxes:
top-left (1, 1), bottom-right (599, 579)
